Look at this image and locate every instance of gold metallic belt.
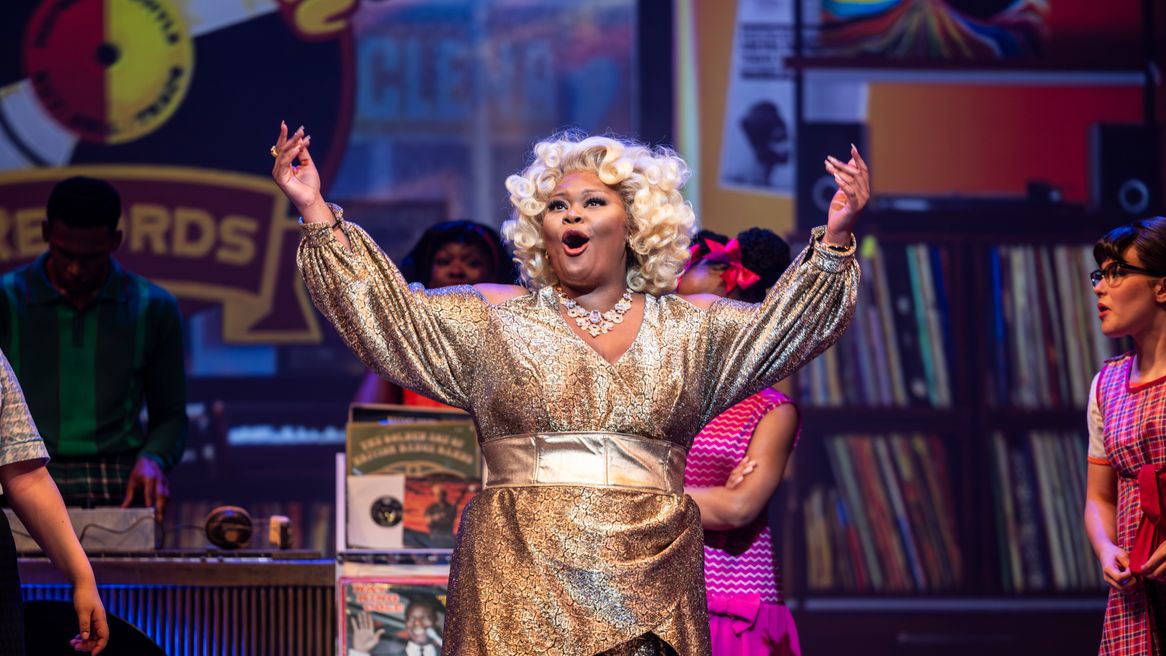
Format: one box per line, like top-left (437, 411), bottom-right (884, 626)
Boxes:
top-left (481, 432), bottom-right (687, 496)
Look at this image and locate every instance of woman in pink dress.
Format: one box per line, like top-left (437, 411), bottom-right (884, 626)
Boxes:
top-left (678, 228), bottom-right (802, 655)
top-left (1084, 216), bottom-right (1166, 655)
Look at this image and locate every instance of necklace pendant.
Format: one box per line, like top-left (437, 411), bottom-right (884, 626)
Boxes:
top-left (555, 286), bottom-right (633, 339)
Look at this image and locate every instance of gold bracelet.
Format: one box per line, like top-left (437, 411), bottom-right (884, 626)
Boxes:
top-left (323, 202), bottom-right (344, 230)
top-left (815, 232), bottom-right (854, 253)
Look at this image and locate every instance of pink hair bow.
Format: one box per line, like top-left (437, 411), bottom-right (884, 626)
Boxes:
top-left (687, 238), bottom-right (761, 292)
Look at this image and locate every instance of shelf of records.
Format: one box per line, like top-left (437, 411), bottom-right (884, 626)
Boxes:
top-left (988, 431), bottom-right (1104, 593)
top-left (802, 433), bottom-right (963, 593)
top-left (336, 403), bottom-right (481, 656)
top-left (984, 243), bottom-right (1128, 410)
top-left (796, 238), bottom-right (1126, 411)
top-left (340, 403), bottom-right (482, 553)
top-left (802, 432), bottom-right (1104, 595)
top-left (797, 238), bottom-right (955, 408)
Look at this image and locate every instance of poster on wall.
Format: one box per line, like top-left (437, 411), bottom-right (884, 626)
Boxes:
top-left (718, 0), bottom-right (797, 196)
top-left (809, 0), bottom-right (1144, 69)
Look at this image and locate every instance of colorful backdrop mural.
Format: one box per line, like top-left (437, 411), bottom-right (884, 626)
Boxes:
top-left (0, 0), bottom-right (637, 358)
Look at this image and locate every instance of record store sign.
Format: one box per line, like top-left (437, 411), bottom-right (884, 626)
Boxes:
top-left (0, 0), bottom-right (359, 342)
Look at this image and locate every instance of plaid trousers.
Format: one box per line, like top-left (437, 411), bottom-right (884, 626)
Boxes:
top-left (46, 451), bottom-right (137, 508)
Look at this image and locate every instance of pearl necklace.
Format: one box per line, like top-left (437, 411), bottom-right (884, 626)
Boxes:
top-left (555, 287), bottom-right (633, 338)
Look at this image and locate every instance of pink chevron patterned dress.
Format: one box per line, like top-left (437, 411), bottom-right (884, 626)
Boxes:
top-left (1096, 353), bottom-right (1166, 656)
top-left (685, 387), bottom-right (802, 655)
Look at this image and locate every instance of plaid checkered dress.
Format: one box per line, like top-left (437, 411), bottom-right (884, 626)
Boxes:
top-left (1098, 353), bottom-right (1166, 655)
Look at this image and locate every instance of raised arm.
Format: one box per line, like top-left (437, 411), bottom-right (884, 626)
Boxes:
top-left (271, 121), bottom-right (349, 246)
top-left (697, 234), bottom-right (857, 422)
top-left (696, 146), bottom-right (867, 422)
top-left (273, 124), bottom-right (490, 408)
top-left (300, 212), bottom-right (494, 409)
top-left (690, 145), bottom-right (867, 421)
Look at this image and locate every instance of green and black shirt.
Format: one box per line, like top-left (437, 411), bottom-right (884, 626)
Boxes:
top-left (0, 253), bottom-right (187, 470)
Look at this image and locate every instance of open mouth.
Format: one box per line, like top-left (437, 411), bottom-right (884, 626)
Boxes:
top-left (562, 230), bottom-right (590, 256)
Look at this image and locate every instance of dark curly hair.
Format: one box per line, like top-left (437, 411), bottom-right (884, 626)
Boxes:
top-left (399, 220), bottom-right (517, 286)
top-left (688, 229), bottom-right (730, 260)
top-left (687, 227), bottom-right (791, 303)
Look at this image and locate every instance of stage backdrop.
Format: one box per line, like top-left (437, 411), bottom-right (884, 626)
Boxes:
top-left (0, 0), bottom-right (637, 379)
top-left (0, 1), bottom-right (640, 531)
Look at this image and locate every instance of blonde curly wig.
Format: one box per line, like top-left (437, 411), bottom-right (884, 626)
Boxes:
top-left (501, 133), bottom-right (696, 295)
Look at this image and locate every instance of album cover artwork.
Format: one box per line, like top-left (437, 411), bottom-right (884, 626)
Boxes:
top-left (347, 474), bottom-right (405, 550)
top-left (340, 576), bottom-right (447, 656)
top-left (347, 404), bottom-right (481, 479)
top-left (403, 478), bottom-right (481, 549)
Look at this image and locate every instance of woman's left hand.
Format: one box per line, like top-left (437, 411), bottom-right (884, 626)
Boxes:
top-left (1141, 540), bottom-right (1166, 584)
top-left (725, 458), bottom-right (757, 490)
top-left (823, 144), bottom-right (870, 244)
top-left (68, 584), bottom-right (109, 654)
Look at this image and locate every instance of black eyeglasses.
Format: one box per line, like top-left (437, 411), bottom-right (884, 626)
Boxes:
top-left (1090, 261), bottom-right (1165, 287)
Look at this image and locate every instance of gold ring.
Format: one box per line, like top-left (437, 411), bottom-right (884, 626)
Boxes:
top-left (269, 145), bottom-right (278, 158)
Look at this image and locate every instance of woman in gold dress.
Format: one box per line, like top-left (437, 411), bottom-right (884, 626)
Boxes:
top-left (271, 124), bottom-right (868, 655)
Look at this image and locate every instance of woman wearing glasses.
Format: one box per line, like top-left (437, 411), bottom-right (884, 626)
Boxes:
top-left (1083, 216), bottom-right (1166, 655)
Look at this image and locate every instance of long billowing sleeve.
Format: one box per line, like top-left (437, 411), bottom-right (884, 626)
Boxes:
top-left (697, 225), bottom-right (859, 424)
top-left (296, 219), bottom-right (490, 409)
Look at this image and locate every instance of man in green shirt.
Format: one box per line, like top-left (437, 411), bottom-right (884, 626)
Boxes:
top-left (0, 176), bottom-right (187, 520)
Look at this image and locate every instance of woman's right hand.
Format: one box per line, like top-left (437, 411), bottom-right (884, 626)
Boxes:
top-left (1099, 543), bottom-right (1135, 593)
top-left (270, 121), bottom-right (324, 216)
top-left (823, 144), bottom-right (869, 245)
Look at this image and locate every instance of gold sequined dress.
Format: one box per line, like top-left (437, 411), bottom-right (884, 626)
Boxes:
top-left (298, 218), bottom-right (858, 656)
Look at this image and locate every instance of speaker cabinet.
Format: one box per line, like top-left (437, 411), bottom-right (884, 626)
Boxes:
top-left (1090, 123), bottom-right (1162, 219)
top-left (798, 122), bottom-right (867, 229)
